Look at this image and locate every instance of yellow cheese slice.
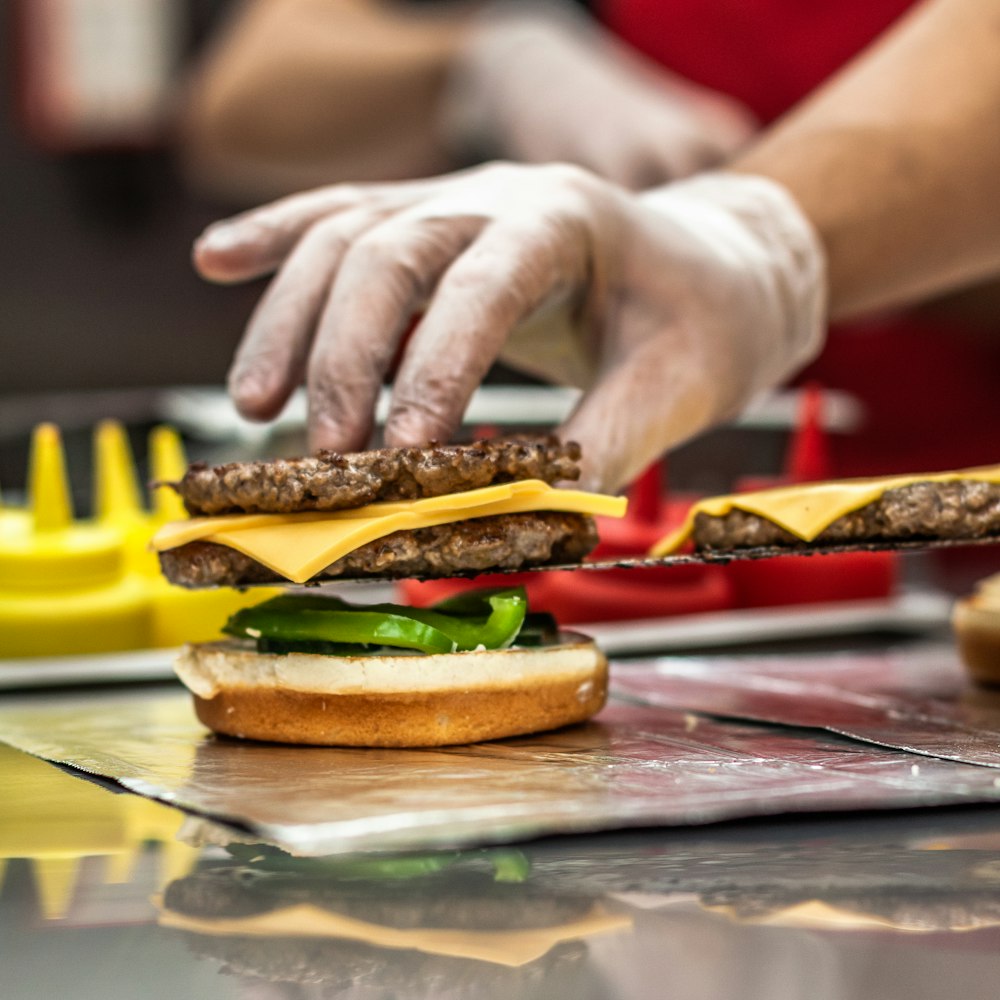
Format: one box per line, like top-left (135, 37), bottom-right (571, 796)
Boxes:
top-left (152, 480), bottom-right (627, 584)
top-left (157, 901), bottom-right (633, 966)
top-left (650, 464), bottom-right (1000, 556)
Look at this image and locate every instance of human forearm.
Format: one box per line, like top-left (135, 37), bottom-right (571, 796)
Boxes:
top-left (734, 0), bottom-right (1000, 320)
top-left (180, 0), bottom-right (469, 201)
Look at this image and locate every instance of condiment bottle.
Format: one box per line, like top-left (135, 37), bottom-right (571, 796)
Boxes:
top-left (0, 424), bottom-right (150, 657)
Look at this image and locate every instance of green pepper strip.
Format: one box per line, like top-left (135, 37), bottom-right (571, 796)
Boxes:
top-left (222, 587), bottom-right (527, 655)
top-left (223, 843), bottom-right (529, 883)
top-left (370, 587), bottom-right (527, 651)
top-left (488, 848), bottom-right (532, 883)
top-left (224, 606), bottom-right (455, 655)
top-left (224, 843), bottom-right (464, 880)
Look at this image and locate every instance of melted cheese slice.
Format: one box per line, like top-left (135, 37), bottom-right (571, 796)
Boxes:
top-left (157, 901), bottom-right (632, 966)
top-left (152, 480), bottom-right (627, 584)
top-left (650, 465), bottom-right (1000, 556)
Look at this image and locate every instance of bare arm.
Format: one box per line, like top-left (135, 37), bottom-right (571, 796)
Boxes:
top-left (180, 0), bottom-right (468, 202)
top-left (735, 0), bottom-right (1000, 320)
top-left (179, 0), bottom-right (754, 204)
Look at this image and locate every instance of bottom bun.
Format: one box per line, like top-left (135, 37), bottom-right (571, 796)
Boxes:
top-left (954, 590), bottom-right (1000, 687)
top-left (175, 633), bottom-right (607, 747)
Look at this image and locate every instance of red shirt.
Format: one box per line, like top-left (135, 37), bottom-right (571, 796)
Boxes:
top-left (600, 0), bottom-right (1000, 475)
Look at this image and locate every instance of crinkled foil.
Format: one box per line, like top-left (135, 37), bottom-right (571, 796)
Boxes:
top-left (613, 644), bottom-right (1000, 768)
top-left (4, 683), bottom-right (1000, 856)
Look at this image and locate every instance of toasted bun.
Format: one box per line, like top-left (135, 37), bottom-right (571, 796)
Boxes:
top-left (175, 634), bottom-right (607, 747)
top-left (954, 574), bottom-right (1000, 686)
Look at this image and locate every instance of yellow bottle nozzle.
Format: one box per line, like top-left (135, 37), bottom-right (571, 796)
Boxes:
top-left (32, 856), bottom-right (81, 921)
top-left (28, 423), bottom-right (73, 532)
top-left (149, 425), bottom-right (189, 523)
top-left (94, 420), bottom-right (143, 524)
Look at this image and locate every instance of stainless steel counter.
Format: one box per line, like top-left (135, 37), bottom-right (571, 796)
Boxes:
top-left (5, 672), bottom-right (1000, 1000)
top-left (5, 735), bottom-right (1000, 1000)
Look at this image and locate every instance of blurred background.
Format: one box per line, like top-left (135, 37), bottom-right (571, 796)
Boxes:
top-left (1, 0), bottom-right (783, 507)
top-left (2, 0), bottom-right (998, 563)
top-left (1, 0), bottom-right (999, 704)
top-left (3, 1), bottom-right (251, 399)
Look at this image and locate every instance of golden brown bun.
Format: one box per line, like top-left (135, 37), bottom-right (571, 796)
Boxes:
top-left (176, 634), bottom-right (607, 747)
top-left (954, 574), bottom-right (1000, 687)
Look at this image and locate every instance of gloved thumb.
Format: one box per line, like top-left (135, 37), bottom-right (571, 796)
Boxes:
top-left (558, 342), bottom-right (718, 494)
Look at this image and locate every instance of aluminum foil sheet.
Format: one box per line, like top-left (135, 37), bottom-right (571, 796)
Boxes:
top-left (4, 686), bottom-right (1000, 856)
top-left (613, 644), bottom-right (1000, 769)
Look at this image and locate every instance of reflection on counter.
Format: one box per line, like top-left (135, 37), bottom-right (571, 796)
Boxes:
top-left (0, 744), bottom-right (198, 921)
top-left (149, 816), bottom-right (1000, 1000)
top-left (7, 740), bottom-right (1000, 1000)
top-left (159, 843), bottom-right (631, 997)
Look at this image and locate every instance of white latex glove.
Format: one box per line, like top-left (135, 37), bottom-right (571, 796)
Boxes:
top-left (441, 2), bottom-right (756, 189)
top-left (194, 163), bottom-right (826, 492)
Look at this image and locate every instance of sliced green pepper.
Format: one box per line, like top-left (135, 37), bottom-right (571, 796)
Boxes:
top-left (222, 586), bottom-right (528, 656)
top-left (221, 843), bottom-right (529, 884)
top-left (488, 848), bottom-right (532, 883)
top-left (389, 587), bottom-right (527, 651)
top-left (224, 842), bottom-right (463, 880)
top-left (224, 603), bottom-right (456, 655)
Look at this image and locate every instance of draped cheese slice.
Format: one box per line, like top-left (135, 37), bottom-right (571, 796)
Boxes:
top-left (650, 465), bottom-right (1000, 556)
top-left (157, 901), bottom-right (632, 967)
top-left (152, 480), bottom-right (627, 584)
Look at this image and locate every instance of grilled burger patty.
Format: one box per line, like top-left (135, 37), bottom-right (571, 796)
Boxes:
top-left (164, 867), bottom-right (593, 929)
top-left (159, 511), bottom-right (597, 587)
top-left (693, 479), bottom-right (1000, 550)
top-left (171, 437), bottom-right (582, 516)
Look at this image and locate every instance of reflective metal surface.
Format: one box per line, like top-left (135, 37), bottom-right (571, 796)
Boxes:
top-left (7, 676), bottom-right (1000, 856)
top-left (5, 739), bottom-right (1000, 1000)
top-left (614, 643), bottom-right (1000, 767)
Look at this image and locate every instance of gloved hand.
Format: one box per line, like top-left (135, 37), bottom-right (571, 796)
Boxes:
top-left (441, 2), bottom-right (756, 189)
top-left (195, 163), bottom-right (826, 492)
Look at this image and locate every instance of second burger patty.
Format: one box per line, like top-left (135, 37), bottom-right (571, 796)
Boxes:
top-left (693, 479), bottom-right (1000, 550)
top-left (160, 511), bottom-right (597, 587)
top-left (172, 438), bottom-right (582, 516)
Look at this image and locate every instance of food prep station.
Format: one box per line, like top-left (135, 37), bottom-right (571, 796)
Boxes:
top-left (4, 389), bottom-right (1000, 1000)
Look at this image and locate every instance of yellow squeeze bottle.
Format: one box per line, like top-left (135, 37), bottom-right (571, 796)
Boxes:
top-left (0, 424), bottom-right (151, 658)
top-left (145, 425), bottom-right (283, 648)
top-left (0, 745), bottom-right (197, 920)
top-left (0, 421), bottom-right (279, 659)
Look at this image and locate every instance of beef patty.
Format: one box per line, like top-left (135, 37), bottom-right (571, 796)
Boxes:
top-left (169, 437), bottom-right (582, 516)
top-left (693, 479), bottom-right (1000, 551)
top-left (159, 511), bottom-right (597, 587)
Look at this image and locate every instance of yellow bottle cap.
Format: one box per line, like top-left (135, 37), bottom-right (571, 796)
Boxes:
top-left (148, 424), bottom-right (188, 524)
top-left (93, 420), bottom-right (143, 525)
top-left (93, 419), bottom-right (155, 575)
top-left (0, 424), bottom-right (125, 591)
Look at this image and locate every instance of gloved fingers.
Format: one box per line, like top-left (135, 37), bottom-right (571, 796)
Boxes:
top-left (227, 207), bottom-right (386, 422)
top-left (194, 178), bottom-right (441, 284)
top-left (385, 219), bottom-right (586, 447)
top-left (607, 122), bottom-right (741, 190)
top-left (306, 214), bottom-right (486, 453)
top-left (559, 339), bottom-right (715, 494)
top-left (660, 131), bottom-right (746, 182)
top-left (589, 147), bottom-right (677, 192)
top-left (551, 122), bottom-right (704, 191)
